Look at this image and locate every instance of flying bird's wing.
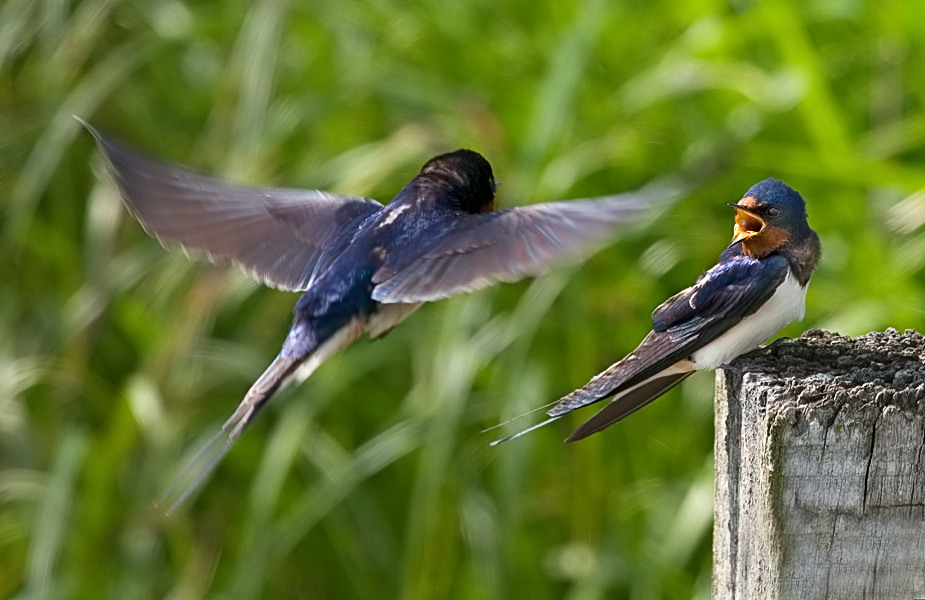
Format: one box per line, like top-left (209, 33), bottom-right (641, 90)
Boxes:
top-left (547, 253), bottom-right (790, 440)
top-left (82, 121), bottom-right (382, 292)
top-left (370, 193), bottom-right (662, 303)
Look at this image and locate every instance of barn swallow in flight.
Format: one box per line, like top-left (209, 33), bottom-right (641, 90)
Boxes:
top-left (79, 120), bottom-right (665, 508)
top-left (493, 178), bottom-right (820, 444)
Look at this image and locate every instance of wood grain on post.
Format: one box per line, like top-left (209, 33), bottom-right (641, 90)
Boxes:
top-left (714, 329), bottom-right (925, 600)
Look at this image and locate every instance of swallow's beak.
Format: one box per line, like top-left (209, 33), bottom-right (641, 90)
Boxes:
top-left (728, 202), bottom-right (766, 245)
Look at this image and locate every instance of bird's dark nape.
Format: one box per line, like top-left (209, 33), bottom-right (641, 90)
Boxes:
top-left (420, 149), bottom-right (496, 214)
top-left (421, 149), bottom-right (493, 179)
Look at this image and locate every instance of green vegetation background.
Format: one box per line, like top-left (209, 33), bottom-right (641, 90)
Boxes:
top-left (2, 0), bottom-right (924, 598)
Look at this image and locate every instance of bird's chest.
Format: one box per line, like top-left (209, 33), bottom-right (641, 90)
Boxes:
top-left (691, 271), bottom-right (808, 369)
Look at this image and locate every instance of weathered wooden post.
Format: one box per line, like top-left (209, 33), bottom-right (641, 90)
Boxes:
top-left (713, 329), bottom-right (925, 600)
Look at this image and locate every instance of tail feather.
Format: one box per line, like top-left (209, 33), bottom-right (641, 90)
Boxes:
top-left (564, 369), bottom-right (692, 442)
top-left (490, 361), bottom-right (695, 446)
top-left (157, 354), bottom-right (302, 513)
top-left (547, 355), bottom-right (637, 418)
top-left (222, 354), bottom-right (301, 441)
top-left (157, 316), bottom-right (369, 513)
top-left (488, 414), bottom-right (564, 446)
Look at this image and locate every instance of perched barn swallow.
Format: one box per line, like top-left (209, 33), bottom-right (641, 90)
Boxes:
top-left (80, 120), bottom-right (665, 507)
top-left (493, 178), bottom-right (820, 444)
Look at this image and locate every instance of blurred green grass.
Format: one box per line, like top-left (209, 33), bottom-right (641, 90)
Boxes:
top-left (2, 0), bottom-right (925, 598)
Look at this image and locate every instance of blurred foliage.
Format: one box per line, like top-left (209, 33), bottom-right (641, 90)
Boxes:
top-left (2, 0), bottom-right (925, 598)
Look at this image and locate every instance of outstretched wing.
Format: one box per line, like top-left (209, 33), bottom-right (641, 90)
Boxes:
top-left (371, 191), bottom-right (666, 304)
top-left (83, 121), bottom-right (383, 291)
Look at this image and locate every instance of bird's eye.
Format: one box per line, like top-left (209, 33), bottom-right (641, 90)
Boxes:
top-left (767, 206), bottom-right (781, 218)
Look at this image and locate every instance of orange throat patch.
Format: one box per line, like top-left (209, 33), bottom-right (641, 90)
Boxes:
top-left (739, 225), bottom-right (790, 258)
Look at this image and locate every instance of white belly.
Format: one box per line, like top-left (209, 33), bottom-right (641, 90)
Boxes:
top-left (691, 271), bottom-right (808, 370)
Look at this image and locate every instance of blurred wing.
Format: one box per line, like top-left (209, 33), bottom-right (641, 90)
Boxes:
top-left (84, 122), bottom-right (383, 291)
top-left (371, 194), bottom-right (657, 303)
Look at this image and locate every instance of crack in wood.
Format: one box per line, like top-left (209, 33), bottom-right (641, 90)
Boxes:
top-left (863, 415), bottom-right (877, 512)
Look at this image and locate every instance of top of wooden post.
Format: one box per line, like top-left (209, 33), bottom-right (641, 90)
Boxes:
top-left (727, 327), bottom-right (925, 423)
top-left (714, 328), bottom-right (925, 600)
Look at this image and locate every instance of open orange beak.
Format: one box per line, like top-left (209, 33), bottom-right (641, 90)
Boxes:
top-left (728, 202), bottom-right (767, 245)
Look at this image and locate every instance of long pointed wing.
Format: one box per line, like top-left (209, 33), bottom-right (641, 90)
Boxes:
top-left (82, 122), bottom-right (383, 291)
top-left (371, 184), bottom-right (677, 304)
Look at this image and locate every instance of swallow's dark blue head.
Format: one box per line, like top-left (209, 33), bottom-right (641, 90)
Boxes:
top-left (727, 178), bottom-right (813, 259)
top-left (420, 149), bottom-right (497, 214)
